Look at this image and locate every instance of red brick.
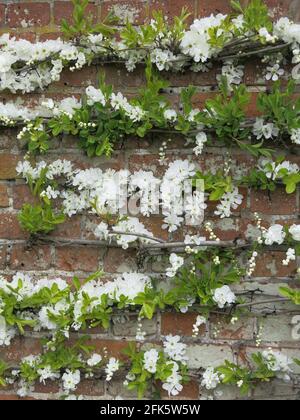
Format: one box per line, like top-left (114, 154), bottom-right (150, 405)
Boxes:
top-left (103, 247), bottom-right (137, 272)
top-left (150, 0), bottom-right (196, 23)
top-left (100, 64), bottom-right (146, 90)
top-left (34, 381), bottom-right (60, 394)
top-left (48, 215), bottom-right (81, 239)
top-left (0, 154), bottom-right (20, 180)
top-left (101, 0), bottom-right (147, 25)
top-left (210, 314), bottom-right (255, 340)
top-left (89, 338), bottom-right (134, 359)
top-left (74, 379), bottom-right (105, 396)
top-left (12, 184), bottom-right (37, 209)
top-left (0, 244), bottom-right (6, 268)
top-left (198, 0), bottom-right (232, 16)
top-left (0, 185), bottom-right (9, 207)
top-left (10, 243), bottom-right (52, 270)
top-left (7, 3), bottom-right (50, 28)
top-left (253, 251), bottom-right (298, 278)
top-left (54, 1), bottom-right (98, 25)
top-left (0, 4), bottom-right (6, 26)
top-left (50, 66), bottom-right (98, 89)
top-left (0, 337), bottom-right (42, 363)
top-left (250, 188), bottom-right (297, 215)
top-left (0, 213), bottom-right (27, 239)
top-left (161, 380), bottom-right (199, 400)
top-left (161, 312), bottom-right (206, 336)
top-left (0, 395), bottom-right (36, 400)
top-left (55, 246), bottom-right (100, 272)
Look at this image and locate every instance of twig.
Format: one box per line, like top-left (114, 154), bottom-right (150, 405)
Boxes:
top-left (219, 42), bottom-right (291, 60)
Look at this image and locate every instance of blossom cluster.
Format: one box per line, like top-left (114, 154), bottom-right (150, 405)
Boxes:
top-left (0, 271), bottom-right (152, 346)
top-left (127, 335), bottom-right (188, 397)
top-left (1, 6), bottom-right (300, 93)
top-left (17, 158), bottom-right (216, 236)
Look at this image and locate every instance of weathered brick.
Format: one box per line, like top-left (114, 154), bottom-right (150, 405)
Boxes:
top-left (55, 246), bottom-right (101, 272)
top-left (250, 188), bottom-right (297, 215)
top-left (0, 154), bottom-right (20, 180)
top-left (0, 185), bottom-right (9, 207)
top-left (103, 247), bottom-right (138, 272)
top-left (210, 314), bottom-right (255, 340)
top-left (0, 244), bottom-right (6, 268)
top-left (12, 184), bottom-right (37, 209)
top-left (161, 312), bottom-right (206, 337)
top-left (186, 344), bottom-right (234, 369)
top-left (150, 0), bottom-right (196, 22)
top-left (0, 337), bottom-right (42, 363)
top-left (7, 3), bottom-right (50, 28)
top-left (9, 243), bottom-right (52, 270)
top-left (0, 4), bottom-right (6, 26)
top-left (101, 0), bottom-right (147, 25)
top-left (259, 315), bottom-right (296, 343)
top-left (198, 0), bottom-right (232, 16)
top-left (53, 1), bottom-right (98, 25)
top-left (253, 251), bottom-right (297, 278)
top-left (0, 213), bottom-right (27, 239)
top-left (112, 314), bottom-right (157, 336)
top-left (161, 380), bottom-right (199, 400)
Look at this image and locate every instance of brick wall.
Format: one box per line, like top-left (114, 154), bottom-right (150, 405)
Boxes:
top-left (0, 0), bottom-right (300, 400)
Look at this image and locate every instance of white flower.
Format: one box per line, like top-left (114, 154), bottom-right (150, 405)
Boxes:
top-left (105, 357), bottom-right (119, 381)
top-left (212, 285), bottom-right (236, 308)
top-left (262, 349), bottom-right (292, 381)
top-left (214, 187), bottom-right (243, 218)
top-left (37, 366), bottom-right (60, 384)
top-left (217, 61), bottom-right (244, 89)
top-left (166, 253), bottom-right (184, 277)
top-left (0, 316), bottom-right (16, 346)
top-left (87, 353), bottom-right (102, 367)
top-left (180, 14), bottom-right (226, 63)
top-left (62, 369), bottom-right (81, 392)
top-left (163, 335), bottom-right (187, 363)
top-left (201, 367), bottom-right (220, 390)
top-left (40, 186), bottom-right (60, 200)
top-left (265, 63), bottom-right (284, 81)
top-left (290, 128), bottom-right (300, 145)
top-left (263, 224), bottom-right (286, 245)
top-left (94, 222), bottom-right (110, 241)
top-left (253, 118), bottom-right (279, 140)
top-left (259, 27), bottom-right (277, 43)
top-left (289, 224), bottom-right (300, 241)
top-left (164, 109), bottom-right (177, 122)
top-left (86, 86), bottom-right (106, 106)
top-left (162, 362), bottom-right (183, 396)
top-left (193, 132), bottom-right (207, 156)
top-left (143, 349), bottom-right (159, 374)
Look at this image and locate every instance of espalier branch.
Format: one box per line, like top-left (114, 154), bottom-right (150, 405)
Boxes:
top-left (0, 0), bottom-right (299, 401)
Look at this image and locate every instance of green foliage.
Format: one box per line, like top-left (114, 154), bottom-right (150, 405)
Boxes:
top-left (166, 249), bottom-right (243, 314)
top-left (193, 170), bottom-right (234, 201)
top-left (134, 287), bottom-right (167, 320)
top-left (18, 203), bottom-right (65, 235)
top-left (123, 343), bottom-right (189, 399)
top-left (242, 156), bottom-right (300, 194)
top-left (200, 78), bottom-right (273, 157)
top-left (231, 0), bottom-right (272, 32)
top-left (61, 0), bottom-right (116, 39)
top-left (0, 276), bottom-right (70, 334)
top-left (0, 360), bottom-right (8, 387)
top-left (20, 119), bottom-right (51, 154)
top-left (121, 8), bottom-right (189, 49)
top-left (216, 350), bottom-right (283, 395)
top-left (257, 81), bottom-right (300, 137)
top-left (279, 286), bottom-right (300, 305)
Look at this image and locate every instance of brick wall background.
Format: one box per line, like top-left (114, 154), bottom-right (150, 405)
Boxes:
top-left (0, 0), bottom-right (300, 400)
